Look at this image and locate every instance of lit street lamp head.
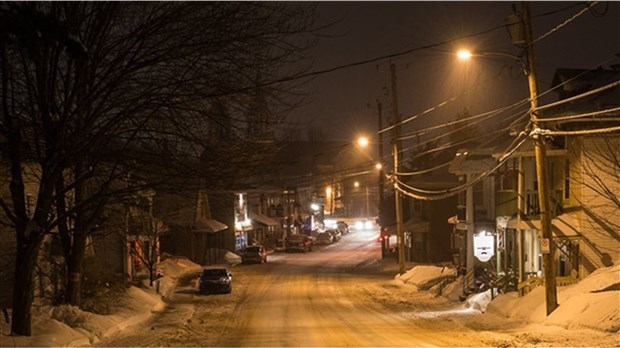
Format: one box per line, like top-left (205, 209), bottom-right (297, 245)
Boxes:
top-left (357, 136), bottom-right (369, 148)
top-left (457, 49), bottom-right (473, 60)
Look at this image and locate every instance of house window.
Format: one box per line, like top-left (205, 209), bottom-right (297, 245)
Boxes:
top-left (564, 159), bottom-right (570, 200)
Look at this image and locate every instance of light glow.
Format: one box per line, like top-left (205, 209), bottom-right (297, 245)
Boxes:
top-left (375, 163), bottom-right (383, 170)
top-left (457, 49), bottom-right (472, 60)
top-left (357, 136), bottom-right (369, 148)
top-left (310, 203), bottom-right (320, 211)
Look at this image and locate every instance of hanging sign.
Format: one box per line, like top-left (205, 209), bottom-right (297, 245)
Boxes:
top-left (474, 231), bottom-right (495, 262)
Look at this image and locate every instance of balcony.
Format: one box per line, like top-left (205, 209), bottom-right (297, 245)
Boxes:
top-left (523, 189), bottom-right (564, 218)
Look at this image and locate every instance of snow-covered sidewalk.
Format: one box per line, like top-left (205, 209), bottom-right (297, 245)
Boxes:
top-left (0, 257), bottom-right (202, 347)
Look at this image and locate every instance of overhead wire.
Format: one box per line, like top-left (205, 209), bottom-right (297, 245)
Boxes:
top-left (537, 106), bottom-right (620, 123)
top-left (531, 1), bottom-right (596, 45)
top-left (535, 125), bottom-right (620, 137)
top-left (393, 133), bottom-right (530, 201)
top-left (534, 79), bottom-right (620, 113)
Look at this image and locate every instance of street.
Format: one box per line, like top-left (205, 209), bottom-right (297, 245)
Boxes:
top-left (95, 229), bottom-right (614, 347)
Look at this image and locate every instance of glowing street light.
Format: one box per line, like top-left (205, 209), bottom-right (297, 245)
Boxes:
top-left (456, 48), bottom-right (527, 75)
top-left (357, 136), bottom-right (369, 148)
top-left (375, 163), bottom-right (383, 170)
top-left (457, 49), bottom-right (473, 60)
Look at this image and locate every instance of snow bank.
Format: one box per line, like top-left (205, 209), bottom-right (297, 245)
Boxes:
top-left (155, 257), bottom-right (202, 299)
top-left (487, 265), bottom-right (620, 332)
top-left (394, 265), bottom-right (456, 291)
top-left (0, 286), bottom-right (165, 347)
top-left (224, 251), bottom-right (241, 265)
top-left (156, 257), bottom-right (202, 279)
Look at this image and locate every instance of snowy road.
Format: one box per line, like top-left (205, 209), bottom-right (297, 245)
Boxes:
top-left (97, 230), bottom-right (486, 347)
top-left (216, 230), bottom-right (468, 347)
top-left (95, 229), bottom-right (617, 347)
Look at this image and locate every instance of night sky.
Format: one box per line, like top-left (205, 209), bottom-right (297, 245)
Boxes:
top-left (291, 1), bottom-right (620, 143)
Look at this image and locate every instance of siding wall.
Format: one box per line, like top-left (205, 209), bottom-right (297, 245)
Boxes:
top-left (573, 136), bottom-right (620, 275)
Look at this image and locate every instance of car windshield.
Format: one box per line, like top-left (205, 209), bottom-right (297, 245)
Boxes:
top-left (289, 235), bottom-right (305, 241)
top-left (203, 269), bottom-right (228, 277)
top-left (245, 246), bottom-right (260, 252)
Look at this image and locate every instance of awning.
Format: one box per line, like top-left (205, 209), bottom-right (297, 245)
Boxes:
top-left (194, 217), bottom-right (228, 233)
top-left (250, 212), bottom-right (279, 227)
top-left (506, 213), bottom-right (581, 238)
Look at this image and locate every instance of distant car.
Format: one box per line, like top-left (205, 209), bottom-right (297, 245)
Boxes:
top-left (315, 232), bottom-right (334, 245)
top-left (336, 221), bottom-right (349, 234)
top-left (198, 268), bottom-right (232, 294)
top-left (286, 234), bottom-right (313, 252)
top-left (354, 219), bottom-right (375, 231)
top-left (326, 228), bottom-right (341, 241)
top-left (241, 245), bottom-right (268, 264)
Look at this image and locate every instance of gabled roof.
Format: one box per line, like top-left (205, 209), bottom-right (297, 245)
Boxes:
top-left (448, 148), bottom-right (496, 175)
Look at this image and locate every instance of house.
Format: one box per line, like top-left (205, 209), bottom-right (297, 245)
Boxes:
top-left (449, 65), bottom-right (620, 294)
top-left (158, 188), bottom-right (230, 266)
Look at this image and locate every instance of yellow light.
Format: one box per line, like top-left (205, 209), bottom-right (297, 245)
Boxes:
top-left (375, 163), bottom-right (382, 170)
top-left (457, 49), bottom-right (472, 60)
top-left (326, 186), bottom-right (332, 195)
top-left (357, 136), bottom-right (369, 148)
top-left (354, 181), bottom-right (360, 188)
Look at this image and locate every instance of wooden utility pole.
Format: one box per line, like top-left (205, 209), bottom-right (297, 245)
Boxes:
top-left (377, 100), bottom-right (387, 257)
top-left (522, 1), bottom-right (558, 315)
top-left (390, 63), bottom-right (406, 275)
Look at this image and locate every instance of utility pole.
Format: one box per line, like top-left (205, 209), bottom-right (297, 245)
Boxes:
top-left (390, 63), bottom-right (406, 275)
top-left (377, 100), bottom-right (387, 258)
top-left (522, 2), bottom-right (558, 315)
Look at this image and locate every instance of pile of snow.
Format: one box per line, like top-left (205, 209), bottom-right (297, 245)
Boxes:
top-left (156, 257), bottom-right (202, 279)
top-left (1, 285), bottom-right (164, 347)
top-left (394, 265), bottom-right (456, 291)
top-left (486, 265), bottom-right (619, 332)
top-left (224, 251), bottom-right (241, 265)
top-left (155, 257), bottom-right (202, 298)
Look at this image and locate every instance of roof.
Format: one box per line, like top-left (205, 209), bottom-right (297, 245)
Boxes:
top-left (250, 212), bottom-right (279, 227)
top-left (193, 217), bottom-right (228, 233)
top-left (448, 148), bottom-right (496, 175)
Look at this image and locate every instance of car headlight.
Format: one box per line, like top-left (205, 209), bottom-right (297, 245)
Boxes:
top-left (355, 221), bottom-right (364, 230)
top-left (219, 277), bottom-right (231, 284)
top-left (364, 221), bottom-right (373, 229)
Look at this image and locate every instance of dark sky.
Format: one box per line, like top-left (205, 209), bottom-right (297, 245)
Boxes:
top-left (290, 1), bottom-right (620, 143)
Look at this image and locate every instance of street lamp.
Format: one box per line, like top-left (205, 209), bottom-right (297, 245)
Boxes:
top-left (456, 48), bottom-right (528, 75)
top-left (455, 3), bottom-right (558, 315)
top-left (357, 136), bottom-right (370, 148)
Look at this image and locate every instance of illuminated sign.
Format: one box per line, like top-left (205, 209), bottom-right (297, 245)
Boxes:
top-left (474, 231), bottom-right (495, 262)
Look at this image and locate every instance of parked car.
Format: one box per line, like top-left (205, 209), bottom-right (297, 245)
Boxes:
top-left (336, 221), bottom-right (349, 234)
top-left (315, 232), bottom-right (334, 245)
top-left (198, 268), bottom-right (232, 294)
top-left (286, 234), bottom-right (313, 252)
top-left (241, 245), bottom-right (268, 264)
top-left (326, 228), bottom-right (341, 241)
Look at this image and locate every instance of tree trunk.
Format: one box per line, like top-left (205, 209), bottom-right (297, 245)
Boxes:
top-left (66, 162), bottom-right (86, 306)
top-left (11, 233), bottom-right (44, 336)
top-left (65, 231), bottom-right (87, 306)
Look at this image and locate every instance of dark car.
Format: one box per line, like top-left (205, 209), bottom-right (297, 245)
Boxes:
top-left (326, 228), bottom-right (342, 241)
top-left (242, 245), bottom-right (268, 264)
top-left (198, 268), bottom-right (232, 294)
top-left (336, 221), bottom-right (349, 234)
top-left (315, 232), bottom-right (334, 245)
top-left (286, 234), bottom-right (313, 252)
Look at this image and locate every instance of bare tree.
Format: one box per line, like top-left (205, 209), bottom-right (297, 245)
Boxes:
top-left (1, 2), bottom-right (318, 335)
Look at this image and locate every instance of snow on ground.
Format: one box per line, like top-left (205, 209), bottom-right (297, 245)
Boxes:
top-left (1, 260), bottom-right (618, 347)
top-left (0, 256), bottom-right (202, 347)
top-left (486, 264), bottom-right (620, 333)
